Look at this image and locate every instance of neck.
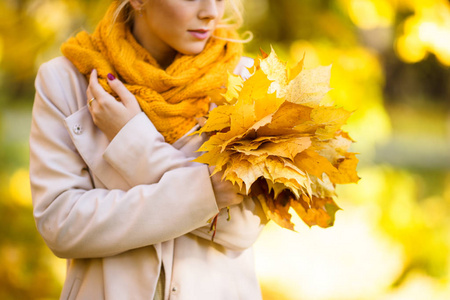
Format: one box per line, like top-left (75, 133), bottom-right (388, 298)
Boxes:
top-left (131, 18), bottom-right (177, 69)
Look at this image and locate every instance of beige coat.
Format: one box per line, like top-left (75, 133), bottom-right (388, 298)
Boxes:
top-left (30, 56), bottom-right (266, 300)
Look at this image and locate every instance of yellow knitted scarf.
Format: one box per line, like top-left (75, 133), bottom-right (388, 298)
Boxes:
top-left (61, 2), bottom-right (242, 144)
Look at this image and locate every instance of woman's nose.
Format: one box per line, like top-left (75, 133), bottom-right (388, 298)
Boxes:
top-left (198, 0), bottom-right (219, 20)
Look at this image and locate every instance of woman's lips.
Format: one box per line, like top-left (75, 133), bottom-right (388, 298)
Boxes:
top-left (188, 29), bottom-right (210, 40)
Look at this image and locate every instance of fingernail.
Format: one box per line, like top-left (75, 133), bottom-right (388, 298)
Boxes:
top-left (107, 73), bottom-right (116, 81)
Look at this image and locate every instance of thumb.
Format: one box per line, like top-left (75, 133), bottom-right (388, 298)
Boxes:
top-left (106, 73), bottom-right (140, 109)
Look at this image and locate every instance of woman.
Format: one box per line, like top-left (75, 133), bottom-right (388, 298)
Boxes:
top-left (30, 0), bottom-right (266, 299)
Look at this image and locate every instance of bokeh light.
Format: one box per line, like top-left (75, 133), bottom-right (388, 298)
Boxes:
top-left (9, 169), bottom-right (32, 208)
top-left (395, 0), bottom-right (450, 66)
top-left (255, 202), bottom-right (405, 300)
top-left (348, 0), bottom-right (394, 29)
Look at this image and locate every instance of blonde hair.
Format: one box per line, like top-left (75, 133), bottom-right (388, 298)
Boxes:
top-left (112, 0), bottom-right (134, 25)
top-left (112, 0), bottom-right (252, 43)
top-left (217, 0), bottom-right (253, 43)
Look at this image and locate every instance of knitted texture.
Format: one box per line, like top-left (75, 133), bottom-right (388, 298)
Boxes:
top-left (61, 2), bottom-right (242, 144)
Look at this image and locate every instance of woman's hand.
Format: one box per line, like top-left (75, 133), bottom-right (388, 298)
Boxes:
top-left (87, 69), bottom-right (142, 141)
top-left (209, 166), bottom-right (244, 210)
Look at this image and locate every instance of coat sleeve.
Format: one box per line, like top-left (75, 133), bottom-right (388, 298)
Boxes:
top-left (103, 112), bottom-right (267, 251)
top-left (190, 197), bottom-right (268, 251)
top-left (102, 112), bottom-right (202, 186)
top-left (30, 60), bottom-right (220, 259)
top-left (101, 57), bottom-right (267, 251)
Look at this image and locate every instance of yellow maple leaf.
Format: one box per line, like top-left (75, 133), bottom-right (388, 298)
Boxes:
top-left (232, 136), bottom-right (311, 161)
top-left (266, 195), bottom-right (295, 231)
top-left (193, 48), bottom-right (359, 233)
top-left (291, 195), bottom-right (340, 228)
top-left (266, 101), bottom-right (313, 129)
top-left (327, 152), bottom-right (360, 184)
top-left (225, 154), bottom-right (265, 193)
top-left (315, 134), bottom-right (353, 164)
top-left (263, 156), bottom-right (311, 197)
top-left (258, 137), bottom-right (312, 161)
top-left (222, 72), bottom-right (244, 104)
top-left (229, 103), bottom-right (257, 135)
top-left (197, 105), bottom-right (233, 134)
top-left (310, 106), bottom-right (353, 139)
top-left (288, 52), bottom-right (305, 81)
top-left (252, 180), bottom-right (296, 231)
top-left (254, 92), bottom-right (283, 120)
top-left (310, 173), bottom-right (336, 198)
top-left (285, 66), bottom-right (332, 107)
top-left (238, 69), bottom-right (273, 104)
top-left (259, 47), bottom-right (288, 97)
top-left (294, 149), bottom-right (338, 179)
top-left (195, 147), bottom-right (232, 174)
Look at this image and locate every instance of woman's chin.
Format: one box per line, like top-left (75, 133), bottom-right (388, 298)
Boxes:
top-left (177, 43), bottom-right (208, 56)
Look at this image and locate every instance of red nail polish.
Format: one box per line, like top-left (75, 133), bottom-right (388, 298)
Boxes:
top-left (107, 73), bottom-right (116, 81)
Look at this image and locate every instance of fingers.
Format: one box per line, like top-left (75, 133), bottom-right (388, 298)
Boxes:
top-left (86, 69), bottom-right (141, 119)
top-left (86, 84), bottom-right (96, 109)
top-left (87, 97), bottom-right (96, 108)
top-left (88, 69), bottom-right (106, 100)
top-left (209, 168), bottom-right (245, 209)
top-left (87, 69), bottom-right (108, 109)
top-left (88, 70), bottom-right (121, 102)
top-left (106, 73), bottom-right (140, 111)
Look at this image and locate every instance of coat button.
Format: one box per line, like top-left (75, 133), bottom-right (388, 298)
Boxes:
top-left (171, 286), bottom-right (178, 293)
top-left (73, 124), bottom-right (82, 135)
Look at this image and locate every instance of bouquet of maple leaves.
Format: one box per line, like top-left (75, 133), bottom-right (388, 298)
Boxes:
top-left (194, 49), bottom-right (359, 233)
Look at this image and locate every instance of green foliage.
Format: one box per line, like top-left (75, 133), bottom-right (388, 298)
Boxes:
top-left (0, 170), bottom-right (64, 299)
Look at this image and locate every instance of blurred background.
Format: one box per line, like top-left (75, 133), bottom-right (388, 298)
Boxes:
top-left (0, 0), bottom-right (449, 299)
